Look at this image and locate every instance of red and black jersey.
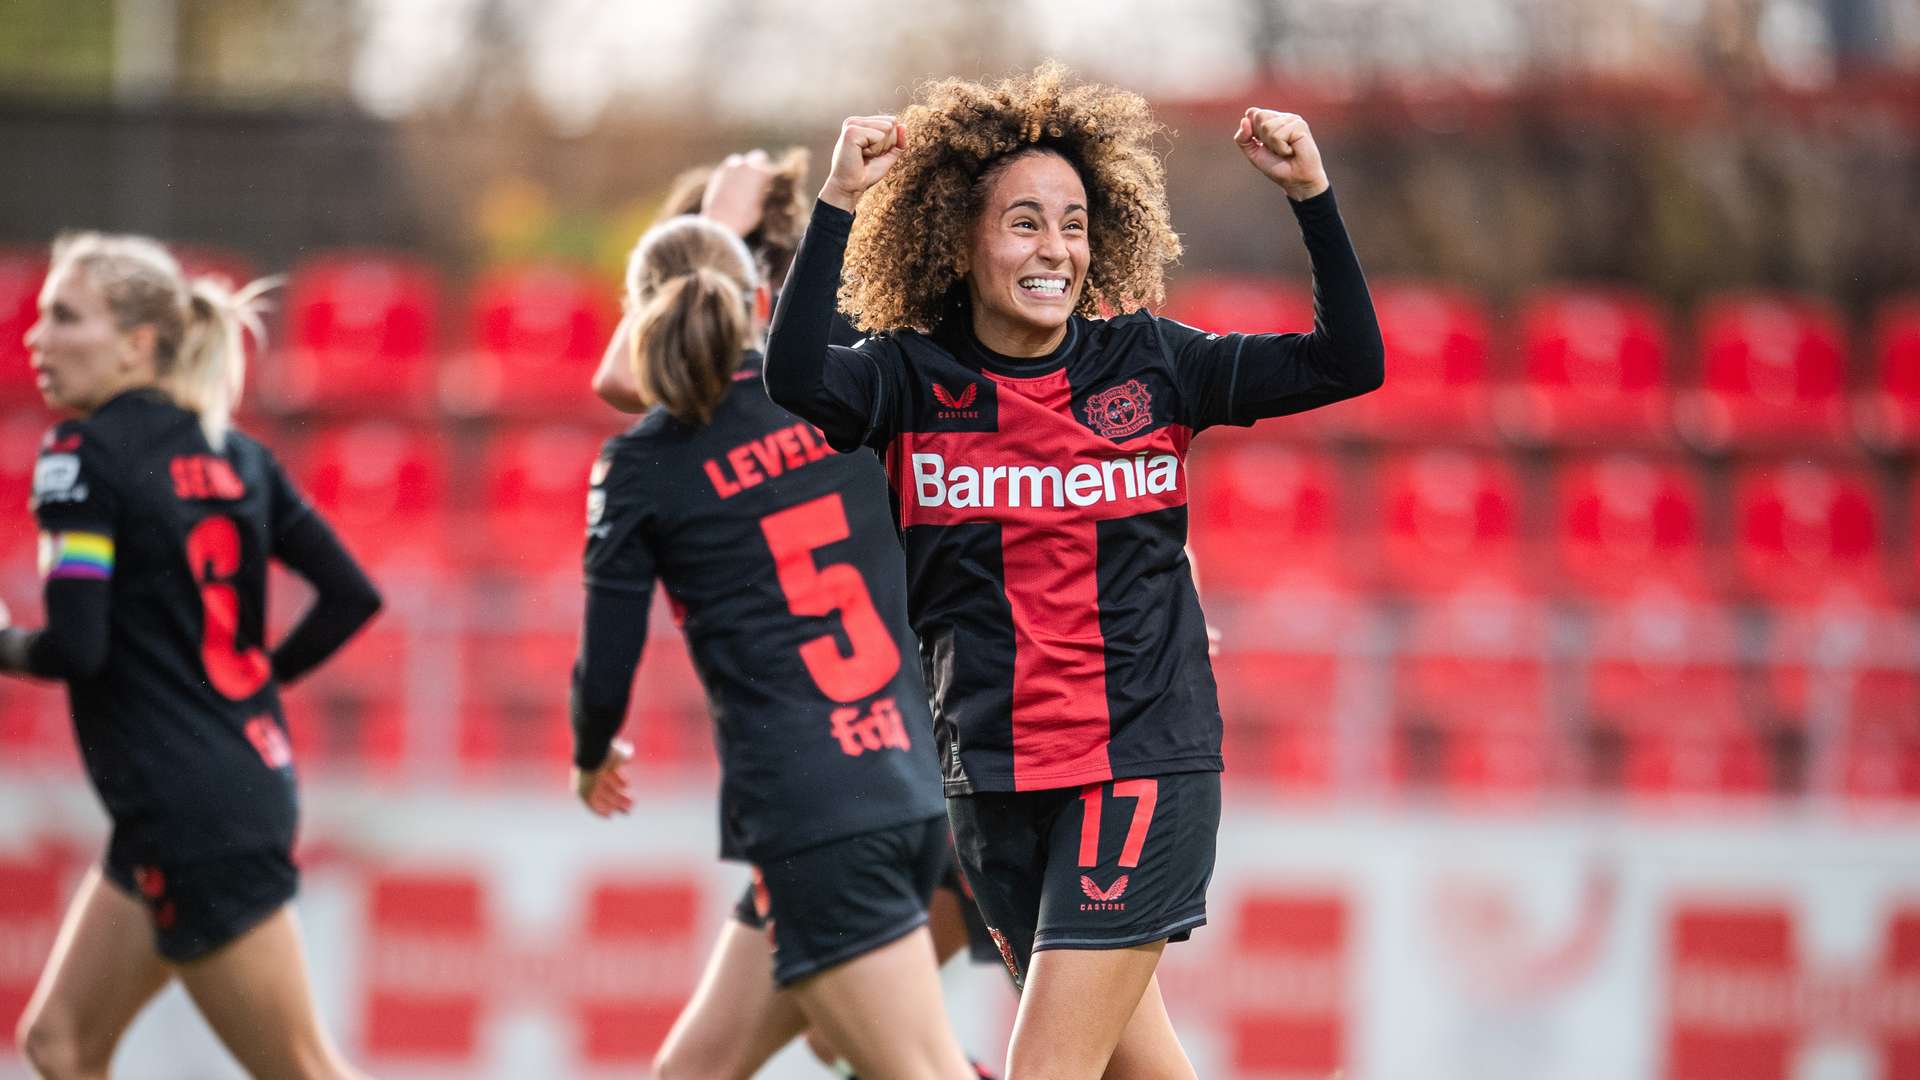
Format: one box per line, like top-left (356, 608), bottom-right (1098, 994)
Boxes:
top-left (575, 353), bottom-right (945, 861)
top-left (25, 389), bottom-right (378, 862)
top-left (767, 190), bottom-right (1383, 795)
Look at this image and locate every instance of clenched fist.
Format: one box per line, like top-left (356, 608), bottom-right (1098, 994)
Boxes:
top-left (1234, 108), bottom-right (1329, 202)
top-left (820, 115), bottom-right (906, 212)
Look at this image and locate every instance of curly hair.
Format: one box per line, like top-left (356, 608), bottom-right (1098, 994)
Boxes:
top-left (840, 62), bottom-right (1182, 333)
top-left (659, 147), bottom-right (811, 290)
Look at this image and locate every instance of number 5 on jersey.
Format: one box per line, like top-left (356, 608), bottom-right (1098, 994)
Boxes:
top-left (759, 493), bottom-right (900, 703)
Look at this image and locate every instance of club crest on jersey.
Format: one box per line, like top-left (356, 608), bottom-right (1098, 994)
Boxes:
top-left (932, 380), bottom-right (981, 419)
top-left (1082, 379), bottom-right (1153, 440)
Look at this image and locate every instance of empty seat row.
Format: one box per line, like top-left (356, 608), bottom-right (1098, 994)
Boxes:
top-left (0, 249), bottom-right (622, 419)
top-left (1189, 444), bottom-right (1909, 604)
top-left (6, 247), bottom-right (1920, 452)
top-left (1165, 276), bottom-right (1920, 453)
top-left (2, 410), bottom-right (1909, 603)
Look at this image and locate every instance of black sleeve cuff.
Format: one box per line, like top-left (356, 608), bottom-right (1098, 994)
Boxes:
top-left (1288, 185), bottom-right (1339, 219)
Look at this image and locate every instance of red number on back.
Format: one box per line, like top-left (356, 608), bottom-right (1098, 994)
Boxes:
top-left (759, 493), bottom-right (900, 703)
top-left (186, 515), bottom-right (270, 700)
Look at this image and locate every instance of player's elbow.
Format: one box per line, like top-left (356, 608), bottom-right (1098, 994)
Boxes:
top-left (592, 365), bottom-right (650, 414)
top-left (1337, 325), bottom-right (1385, 397)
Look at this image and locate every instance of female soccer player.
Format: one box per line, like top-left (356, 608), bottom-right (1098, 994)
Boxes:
top-left (765, 65), bottom-right (1385, 1078)
top-left (588, 148), bottom-right (1003, 1080)
top-left (569, 213), bottom-right (978, 1080)
top-left (3, 233), bottom-right (381, 1079)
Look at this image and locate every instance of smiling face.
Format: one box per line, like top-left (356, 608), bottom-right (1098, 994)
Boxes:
top-left (963, 150), bottom-right (1091, 357)
top-left (23, 262), bottom-right (153, 416)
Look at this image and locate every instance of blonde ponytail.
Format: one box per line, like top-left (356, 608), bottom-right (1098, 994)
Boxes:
top-left (173, 274), bottom-right (278, 449)
top-left (623, 216), bottom-right (759, 426)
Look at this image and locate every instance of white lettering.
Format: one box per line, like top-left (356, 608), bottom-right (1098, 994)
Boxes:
top-left (1008, 465), bottom-right (1063, 508)
top-left (1146, 455), bottom-right (1179, 494)
top-left (913, 453), bottom-right (947, 507)
top-left (981, 465), bottom-right (1007, 508)
top-left (1065, 464), bottom-right (1103, 507)
top-left (1103, 457), bottom-right (1141, 500)
top-left (948, 466), bottom-right (980, 508)
top-left (909, 453), bottom-right (1182, 511)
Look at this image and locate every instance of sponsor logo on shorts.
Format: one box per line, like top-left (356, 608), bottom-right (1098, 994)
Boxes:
top-left (245, 716), bottom-right (294, 769)
top-left (1080, 873), bottom-right (1129, 910)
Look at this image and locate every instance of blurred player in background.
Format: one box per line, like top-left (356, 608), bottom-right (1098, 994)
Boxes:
top-left (766, 64), bottom-right (1384, 1078)
top-left (593, 147), bottom-right (1005, 1079)
top-left (568, 213), bottom-right (979, 1080)
top-left (3, 234), bottom-right (382, 1079)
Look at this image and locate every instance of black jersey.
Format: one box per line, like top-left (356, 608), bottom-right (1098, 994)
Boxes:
top-left (767, 190), bottom-right (1383, 795)
top-left (29, 390), bottom-right (313, 861)
top-left (579, 353), bottom-right (944, 861)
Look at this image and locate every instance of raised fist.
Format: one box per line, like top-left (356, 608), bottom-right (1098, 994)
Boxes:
top-left (821, 115), bottom-right (906, 212)
top-left (1234, 108), bottom-right (1329, 202)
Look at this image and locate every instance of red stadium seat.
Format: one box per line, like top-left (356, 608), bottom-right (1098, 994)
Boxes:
top-left (292, 421), bottom-right (452, 574)
top-left (1551, 454), bottom-right (1709, 600)
top-left (1326, 282), bottom-right (1494, 441)
top-left (1762, 602), bottom-right (1910, 801)
top-left (1376, 449), bottom-right (1526, 595)
top-left (278, 622), bottom-right (411, 774)
top-left (1579, 598), bottom-right (1767, 798)
top-left (1676, 292), bottom-right (1850, 452)
top-left (467, 424), bottom-right (610, 576)
top-left (458, 619), bottom-right (709, 776)
top-left (172, 244), bottom-right (261, 294)
top-left (1160, 274), bottom-right (1314, 336)
top-left (1839, 666), bottom-right (1920, 802)
top-left (0, 251), bottom-right (47, 407)
top-left (1853, 295), bottom-right (1920, 453)
top-left (444, 263), bottom-right (621, 417)
top-left (1731, 462), bottom-right (1887, 605)
top-left (1188, 444), bottom-right (1343, 594)
top-left (1160, 275), bottom-right (1322, 442)
top-left (1212, 583), bottom-right (1366, 795)
top-left (268, 251), bottom-right (441, 414)
top-left (1389, 590), bottom-right (1551, 798)
top-left (0, 409), bottom-right (48, 563)
top-left (1497, 287), bottom-right (1672, 447)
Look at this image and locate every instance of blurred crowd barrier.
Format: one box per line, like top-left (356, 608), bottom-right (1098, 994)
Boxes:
top-left (3, 776), bottom-right (1918, 1078)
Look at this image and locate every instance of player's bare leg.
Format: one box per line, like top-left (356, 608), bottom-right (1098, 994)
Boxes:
top-left (1005, 940), bottom-right (1174, 1080)
top-left (803, 889), bottom-right (979, 1070)
top-left (654, 918), bottom-right (810, 1080)
top-left (789, 925), bottom-right (975, 1080)
top-left (15, 868), bottom-right (172, 1080)
top-left (173, 904), bottom-right (365, 1080)
top-left (1099, 975), bottom-right (1196, 1080)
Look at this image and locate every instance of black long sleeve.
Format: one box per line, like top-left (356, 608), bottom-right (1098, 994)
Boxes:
top-left (0, 578), bottom-right (113, 680)
top-left (764, 201), bottom-right (895, 452)
top-left (570, 583), bottom-right (652, 770)
top-left (270, 511), bottom-right (382, 686)
top-left (1166, 186), bottom-right (1385, 427)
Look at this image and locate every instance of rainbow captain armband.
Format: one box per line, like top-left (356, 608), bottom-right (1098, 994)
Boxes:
top-left (38, 531), bottom-right (114, 581)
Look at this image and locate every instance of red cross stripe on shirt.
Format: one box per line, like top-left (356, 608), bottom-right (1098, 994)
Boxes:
top-left (1665, 901), bottom-right (1920, 1079)
top-left (360, 869), bottom-right (704, 1065)
top-left (892, 368), bottom-right (1192, 789)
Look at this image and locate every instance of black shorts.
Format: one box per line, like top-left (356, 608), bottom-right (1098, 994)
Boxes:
top-left (734, 822), bottom-right (1002, 966)
top-left (743, 816), bottom-right (947, 986)
top-left (103, 847), bottom-right (299, 964)
top-left (948, 770), bottom-right (1219, 989)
